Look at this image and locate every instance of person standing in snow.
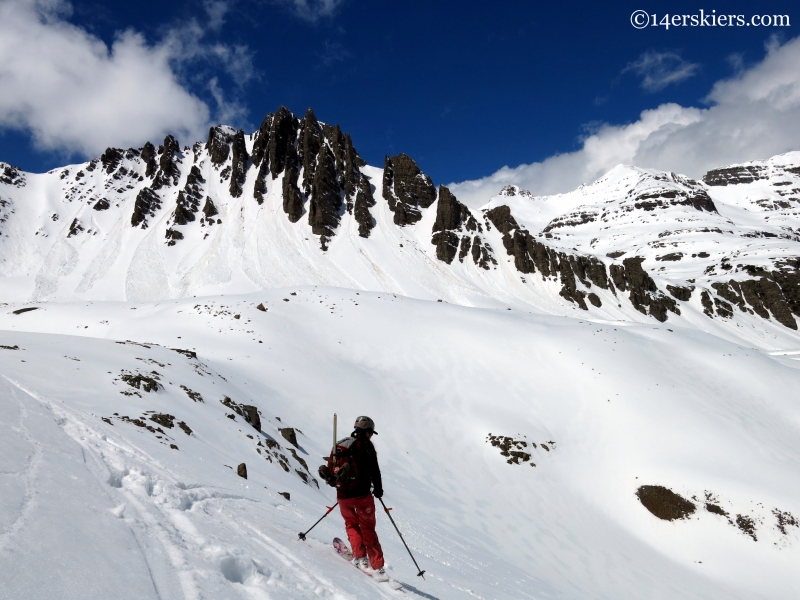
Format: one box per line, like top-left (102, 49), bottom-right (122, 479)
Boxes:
top-left (320, 415), bottom-right (385, 574)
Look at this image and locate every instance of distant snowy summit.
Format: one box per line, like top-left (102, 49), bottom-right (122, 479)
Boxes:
top-left (0, 106), bottom-right (798, 338)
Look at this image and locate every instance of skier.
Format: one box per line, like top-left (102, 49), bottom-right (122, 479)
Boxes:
top-left (321, 415), bottom-right (385, 575)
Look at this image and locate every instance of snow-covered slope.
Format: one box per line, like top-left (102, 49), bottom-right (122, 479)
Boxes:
top-left (1, 107), bottom-right (799, 347)
top-left (1, 289), bottom-right (799, 599)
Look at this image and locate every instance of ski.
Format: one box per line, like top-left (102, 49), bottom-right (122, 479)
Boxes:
top-left (333, 537), bottom-right (403, 591)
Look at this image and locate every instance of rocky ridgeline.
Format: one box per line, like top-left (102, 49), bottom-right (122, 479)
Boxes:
top-left (247, 107), bottom-right (377, 248)
top-left (4, 106), bottom-right (799, 331)
top-left (484, 205), bottom-right (616, 312)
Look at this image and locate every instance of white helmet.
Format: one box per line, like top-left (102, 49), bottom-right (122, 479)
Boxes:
top-left (353, 415), bottom-right (377, 434)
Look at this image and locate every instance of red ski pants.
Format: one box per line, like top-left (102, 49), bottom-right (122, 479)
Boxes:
top-left (339, 494), bottom-right (384, 569)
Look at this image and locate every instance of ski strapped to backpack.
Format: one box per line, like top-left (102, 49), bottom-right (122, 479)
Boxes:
top-left (319, 436), bottom-right (362, 490)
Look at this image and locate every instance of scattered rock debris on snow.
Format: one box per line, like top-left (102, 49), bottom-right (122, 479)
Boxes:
top-left (773, 509), bottom-right (799, 536)
top-left (486, 434), bottom-right (555, 466)
top-left (180, 384), bottom-right (204, 403)
top-left (117, 370), bottom-right (161, 395)
top-left (736, 514), bottom-right (759, 541)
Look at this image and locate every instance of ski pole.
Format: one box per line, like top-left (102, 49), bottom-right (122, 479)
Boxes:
top-left (298, 502), bottom-right (338, 541)
top-left (378, 497), bottom-right (426, 578)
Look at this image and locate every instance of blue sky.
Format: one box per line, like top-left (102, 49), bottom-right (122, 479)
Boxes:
top-left (1, 0), bottom-right (798, 203)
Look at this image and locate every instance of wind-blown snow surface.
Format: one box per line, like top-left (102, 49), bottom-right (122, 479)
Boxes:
top-left (1, 288), bottom-right (799, 599)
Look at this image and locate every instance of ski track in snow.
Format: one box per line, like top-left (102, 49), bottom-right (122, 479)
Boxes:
top-left (1, 290), bottom-right (798, 598)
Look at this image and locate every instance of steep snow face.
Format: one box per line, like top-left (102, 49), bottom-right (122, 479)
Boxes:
top-left (0, 109), bottom-right (799, 344)
top-left (1, 290), bottom-right (799, 599)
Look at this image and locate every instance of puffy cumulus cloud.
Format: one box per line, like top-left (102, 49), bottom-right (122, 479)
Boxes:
top-left (0, 0), bottom-right (252, 160)
top-left (451, 36), bottom-right (800, 208)
top-left (623, 50), bottom-right (701, 92)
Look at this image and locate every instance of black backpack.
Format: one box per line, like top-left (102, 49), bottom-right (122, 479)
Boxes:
top-left (321, 437), bottom-right (362, 490)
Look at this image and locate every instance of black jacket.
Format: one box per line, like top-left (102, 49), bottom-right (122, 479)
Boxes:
top-left (337, 435), bottom-right (382, 499)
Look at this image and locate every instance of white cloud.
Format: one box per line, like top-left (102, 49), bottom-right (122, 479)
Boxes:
top-left (451, 35), bottom-right (800, 208)
top-left (0, 0), bottom-right (252, 160)
top-left (281, 0), bottom-right (345, 22)
top-left (623, 50), bottom-right (700, 92)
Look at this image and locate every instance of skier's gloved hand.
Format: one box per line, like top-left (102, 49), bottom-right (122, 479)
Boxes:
top-left (373, 487), bottom-right (383, 499)
top-left (318, 465), bottom-right (336, 487)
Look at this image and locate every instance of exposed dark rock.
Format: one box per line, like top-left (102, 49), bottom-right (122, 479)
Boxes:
top-left (701, 290), bottom-right (715, 317)
top-left (613, 257), bottom-right (679, 321)
top-left (165, 228), bottom-right (184, 246)
top-left (92, 198), bottom-right (110, 211)
top-left (714, 296), bottom-right (734, 318)
top-left (0, 164), bottom-right (25, 186)
top-left (704, 165), bottom-right (767, 186)
top-left (173, 166), bottom-right (205, 226)
top-left (632, 188), bottom-right (716, 213)
top-left (206, 126), bottom-right (231, 166)
top-left (666, 285), bottom-right (693, 301)
top-left (706, 503), bottom-right (729, 517)
top-left (100, 148), bottom-right (124, 174)
top-left (485, 205), bottom-right (612, 310)
top-left (342, 134), bottom-right (375, 237)
top-left (308, 144), bottom-right (342, 248)
top-left (278, 492), bottom-right (290, 500)
top-left (67, 218), bottom-right (84, 238)
top-left (486, 434), bottom-right (533, 465)
top-left (12, 307), bottom-right (39, 315)
top-left (269, 106), bottom-right (299, 179)
top-left (256, 303), bottom-right (267, 311)
top-left (707, 264), bottom-right (800, 329)
top-left (220, 396), bottom-right (260, 430)
top-left (228, 129), bottom-right (249, 198)
top-left (279, 427), bottom-right (298, 447)
top-left (458, 236), bottom-right (470, 262)
top-left (470, 237), bottom-right (495, 270)
top-left (119, 371), bottom-right (161, 393)
top-left (0, 344), bottom-right (20, 349)
top-left (353, 176), bottom-right (376, 238)
top-left (282, 144), bottom-right (303, 222)
top-left (151, 135), bottom-right (181, 190)
top-left (299, 109), bottom-right (323, 195)
top-left (656, 252), bottom-right (683, 261)
top-left (587, 293), bottom-right (602, 307)
top-left (543, 209), bottom-right (598, 233)
top-left (149, 413), bottom-right (175, 429)
top-left (131, 188), bottom-right (161, 228)
top-left (432, 186), bottom-right (475, 264)
top-left (140, 142), bottom-right (158, 178)
top-left (237, 463), bottom-right (248, 479)
top-left (736, 514), bottom-right (757, 541)
top-left (241, 405), bottom-right (261, 431)
top-left (432, 186), bottom-right (471, 232)
top-left (382, 154), bottom-right (436, 226)
top-left (202, 197), bottom-right (218, 218)
top-left (179, 384), bottom-right (203, 402)
top-left (606, 250), bottom-right (626, 259)
top-left (251, 113), bottom-right (273, 167)
top-left (774, 509), bottom-right (798, 535)
top-left (636, 485), bottom-right (696, 520)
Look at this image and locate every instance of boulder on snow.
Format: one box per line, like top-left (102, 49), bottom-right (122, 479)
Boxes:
top-left (278, 427), bottom-right (298, 447)
top-left (636, 485), bottom-right (696, 521)
top-left (237, 463), bottom-right (248, 479)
